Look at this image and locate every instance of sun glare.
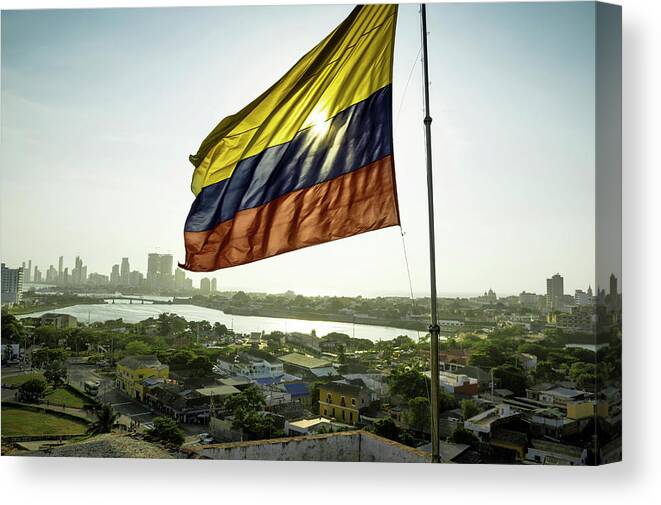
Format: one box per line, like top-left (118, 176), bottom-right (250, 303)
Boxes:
top-left (309, 111), bottom-right (330, 136)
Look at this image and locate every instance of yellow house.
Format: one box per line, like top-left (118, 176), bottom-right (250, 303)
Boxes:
top-left (566, 400), bottom-right (595, 420)
top-left (318, 382), bottom-right (369, 426)
top-left (116, 355), bottom-right (169, 401)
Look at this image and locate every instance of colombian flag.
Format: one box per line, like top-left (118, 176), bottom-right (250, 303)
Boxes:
top-left (182, 4), bottom-right (400, 271)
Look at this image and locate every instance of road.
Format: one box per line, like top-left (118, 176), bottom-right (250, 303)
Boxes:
top-left (3, 363), bottom-right (210, 438)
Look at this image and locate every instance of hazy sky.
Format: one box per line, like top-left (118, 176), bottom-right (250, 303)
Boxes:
top-left (1, 2), bottom-right (599, 297)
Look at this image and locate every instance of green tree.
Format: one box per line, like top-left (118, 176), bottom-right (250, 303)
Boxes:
top-left (44, 360), bottom-right (67, 387)
top-left (212, 322), bottom-right (228, 338)
top-left (125, 340), bottom-right (152, 355)
top-left (232, 410), bottom-right (279, 439)
top-left (149, 416), bottom-right (185, 446)
top-left (372, 417), bottom-right (400, 441)
top-left (404, 397), bottom-right (430, 432)
top-left (32, 348), bottom-right (68, 368)
top-left (223, 384), bottom-right (266, 414)
top-left (166, 350), bottom-right (196, 370)
top-left (468, 341), bottom-right (507, 368)
top-left (391, 335), bottom-right (416, 350)
top-left (336, 344), bottom-right (347, 364)
top-left (231, 291), bottom-right (250, 305)
top-left (387, 366), bottom-right (427, 399)
top-left (188, 355), bottom-right (214, 379)
top-left (18, 377), bottom-right (47, 403)
top-left (89, 404), bottom-right (120, 434)
top-left (533, 360), bottom-right (562, 383)
top-left (1, 309), bottom-right (25, 344)
top-left (569, 362), bottom-right (597, 391)
top-left (449, 427), bottom-right (479, 448)
top-left (460, 399), bottom-right (480, 420)
top-left (493, 365), bottom-right (528, 396)
top-left (438, 390), bottom-right (458, 413)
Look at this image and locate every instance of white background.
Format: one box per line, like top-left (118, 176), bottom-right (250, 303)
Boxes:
top-left (1, 0), bottom-right (658, 503)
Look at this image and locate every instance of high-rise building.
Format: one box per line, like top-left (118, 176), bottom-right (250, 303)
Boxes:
top-left (609, 274), bottom-right (619, 310)
top-left (46, 265), bottom-right (58, 284)
top-left (211, 277), bottom-right (217, 292)
top-left (574, 289), bottom-right (591, 306)
top-left (546, 273), bottom-right (564, 311)
top-left (147, 253), bottom-right (174, 291)
top-left (519, 291), bottom-right (538, 307)
top-left (110, 264), bottom-right (120, 286)
top-left (33, 266), bottom-right (42, 283)
top-left (120, 257), bottom-right (130, 286)
top-left (88, 273), bottom-right (109, 286)
top-left (58, 256), bottom-right (64, 283)
top-left (175, 268), bottom-right (186, 291)
top-left (25, 260), bottom-right (32, 284)
top-left (129, 270), bottom-right (144, 288)
top-left (1, 263), bottom-right (24, 305)
top-left (200, 277), bottom-right (211, 294)
top-left (72, 256), bottom-right (87, 285)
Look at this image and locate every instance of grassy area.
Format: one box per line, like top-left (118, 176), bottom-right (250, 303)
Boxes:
top-left (45, 388), bottom-right (88, 409)
top-left (1, 407), bottom-right (88, 437)
top-left (1, 372), bottom-right (45, 386)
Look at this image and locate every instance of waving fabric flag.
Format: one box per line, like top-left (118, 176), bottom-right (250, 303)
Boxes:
top-left (182, 4), bottom-right (400, 271)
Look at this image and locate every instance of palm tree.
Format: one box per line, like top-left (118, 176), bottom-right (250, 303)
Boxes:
top-left (89, 403), bottom-right (119, 434)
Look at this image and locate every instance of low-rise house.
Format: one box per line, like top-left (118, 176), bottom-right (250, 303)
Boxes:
top-left (279, 352), bottom-right (337, 378)
top-left (146, 383), bottom-right (240, 423)
top-left (259, 384), bottom-right (292, 407)
top-left (516, 353), bottom-right (538, 371)
top-left (526, 439), bottom-right (588, 465)
top-left (1, 343), bottom-right (20, 362)
top-left (281, 382), bottom-right (312, 406)
top-left (464, 404), bottom-right (520, 443)
top-left (319, 333), bottom-right (351, 353)
top-left (439, 349), bottom-right (471, 366)
top-left (215, 351), bottom-right (284, 384)
top-left (284, 417), bottom-right (352, 436)
top-left (418, 440), bottom-right (473, 463)
top-left (424, 370), bottom-right (479, 397)
top-left (39, 313), bottom-right (78, 329)
top-left (489, 428), bottom-right (528, 462)
top-left (116, 355), bottom-right (169, 401)
top-left (526, 383), bottom-right (592, 408)
top-left (318, 381), bottom-right (370, 425)
top-left (529, 407), bottom-right (583, 438)
top-left (342, 373), bottom-right (388, 397)
top-left (285, 332), bottom-right (321, 352)
top-left (454, 365), bottom-right (492, 388)
top-left (439, 408), bottom-right (463, 438)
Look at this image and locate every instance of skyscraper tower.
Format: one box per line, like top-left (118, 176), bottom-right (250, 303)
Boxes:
top-left (110, 264), bottom-right (120, 286)
top-left (146, 253), bottom-right (174, 291)
top-left (546, 273), bottom-right (564, 311)
top-left (609, 274), bottom-right (619, 310)
top-left (58, 256), bottom-right (64, 283)
top-left (175, 268), bottom-right (186, 292)
top-left (120, 257), bottom-right (130, 286)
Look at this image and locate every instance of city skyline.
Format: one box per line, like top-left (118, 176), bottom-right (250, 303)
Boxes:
top-left (1, 3), bottom-right (606, 297)
top-left (3, 251), bottom-right (617, 300)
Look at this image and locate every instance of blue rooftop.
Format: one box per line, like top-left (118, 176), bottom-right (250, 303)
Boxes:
top-left (284, 383), bottom-right (310, 397)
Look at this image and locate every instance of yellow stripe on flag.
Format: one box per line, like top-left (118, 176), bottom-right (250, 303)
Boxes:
top-left (190, 4), bottom-right (397, 195)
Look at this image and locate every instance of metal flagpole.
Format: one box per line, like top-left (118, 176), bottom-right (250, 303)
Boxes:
top-left (420, 3), bottom-right (441, 464)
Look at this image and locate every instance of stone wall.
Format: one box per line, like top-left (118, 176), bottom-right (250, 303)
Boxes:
top-left (186, 430), bottom-right (430, 463)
